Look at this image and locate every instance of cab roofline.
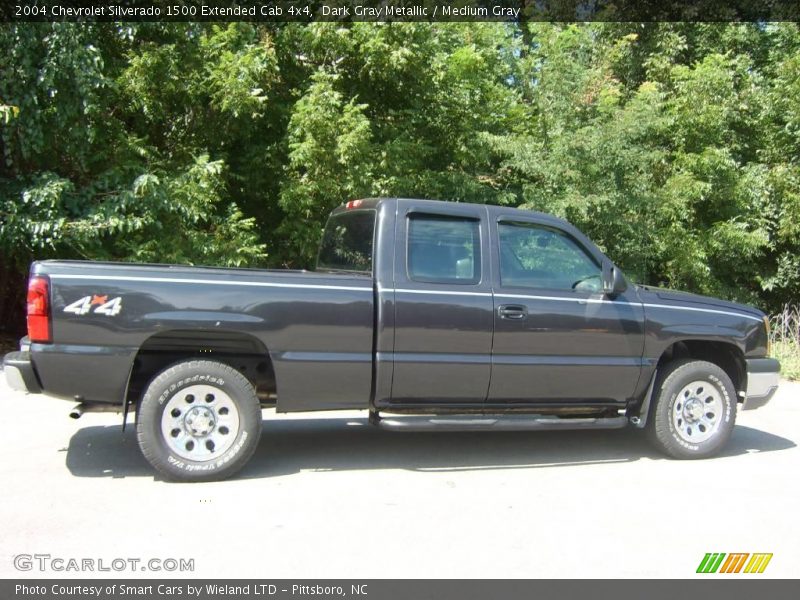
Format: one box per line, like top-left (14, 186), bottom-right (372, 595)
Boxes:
top-left (331, 197), bottom-right (570, 227)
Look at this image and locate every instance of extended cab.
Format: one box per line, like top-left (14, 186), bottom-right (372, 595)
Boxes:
top-left (4, 198), bottom-right (781, 481)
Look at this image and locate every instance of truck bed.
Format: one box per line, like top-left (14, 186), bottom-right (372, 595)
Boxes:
top-left (30, 260), bottom-right (375, 411)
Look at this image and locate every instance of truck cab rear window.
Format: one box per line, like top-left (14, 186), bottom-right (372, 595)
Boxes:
top-left (317, 210), bottom-right (376, 273)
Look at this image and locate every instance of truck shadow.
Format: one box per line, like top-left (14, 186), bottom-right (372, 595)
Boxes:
top-left (64, 420), bottom-right (796, 480)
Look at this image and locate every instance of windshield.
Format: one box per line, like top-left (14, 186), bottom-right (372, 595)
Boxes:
top-left (317, 210), bottom-right (376, 273)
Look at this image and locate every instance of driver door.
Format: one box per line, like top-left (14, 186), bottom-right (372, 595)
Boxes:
top-left (488, 217), bottom-right (644, 405)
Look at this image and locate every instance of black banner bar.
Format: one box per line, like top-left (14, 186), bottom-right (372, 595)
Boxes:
top-left (2, 0), bottom-right (800, 23)
top-left (3, 580), bottom-right (800, 600)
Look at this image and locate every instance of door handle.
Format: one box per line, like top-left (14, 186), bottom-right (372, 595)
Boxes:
top-left (498, 304), bottom-right (527, 320)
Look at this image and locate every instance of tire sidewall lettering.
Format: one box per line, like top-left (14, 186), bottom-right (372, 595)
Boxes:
top-left (146, 365), bottom-right (247, 476)
top-left (165, 430), bottom-right (249, 472)
top-left (666, 372), bottom-right (733, 452)
top-left (158, 374), bottom-right (225, 405)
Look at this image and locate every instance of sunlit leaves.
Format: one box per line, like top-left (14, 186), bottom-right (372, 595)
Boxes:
top-left (1, 20), bottom-right (799, 323)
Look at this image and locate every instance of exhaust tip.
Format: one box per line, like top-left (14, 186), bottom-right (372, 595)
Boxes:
top-left (69, 404), bottom-right (83, 419)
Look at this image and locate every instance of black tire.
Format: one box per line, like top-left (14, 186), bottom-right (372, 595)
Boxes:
top-left (136, 360), bottom-right (262, 482)
top-left (646, 359), bottom-right (737, 459)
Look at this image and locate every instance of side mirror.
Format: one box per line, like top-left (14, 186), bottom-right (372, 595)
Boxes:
top-left (602, 260), bottom-right (627, 297)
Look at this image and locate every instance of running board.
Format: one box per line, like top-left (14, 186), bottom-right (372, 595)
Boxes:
top-left (372, 414), bottom-right (629, 432)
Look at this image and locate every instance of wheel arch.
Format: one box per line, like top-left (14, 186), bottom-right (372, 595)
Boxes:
top-left (655, 339), bottom-right (746, 399)
top-left (125, 329), bottom-right (277, 412)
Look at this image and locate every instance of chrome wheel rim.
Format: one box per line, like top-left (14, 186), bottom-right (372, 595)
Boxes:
top-left (161, 384), bottom-right (240, 461)
top-left (672, 380), bottom-right (723, 444)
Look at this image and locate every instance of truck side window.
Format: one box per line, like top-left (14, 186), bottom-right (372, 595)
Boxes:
top-left (317, 210), bottom-right (376, 273)
top-left (408, 214), bottom-right (481, 285)
top-left (498, 221), bottom-right (601, 292)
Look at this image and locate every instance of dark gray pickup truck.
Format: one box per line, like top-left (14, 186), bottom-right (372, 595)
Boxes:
top-left (4, 198), bottom-right (781, 481)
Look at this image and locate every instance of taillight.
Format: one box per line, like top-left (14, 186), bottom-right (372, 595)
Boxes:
top-left (345, 199), bottom-right (364, 209)
top-left (27, 275), bottom-right (51, 343)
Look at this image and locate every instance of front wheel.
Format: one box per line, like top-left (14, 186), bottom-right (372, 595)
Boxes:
top-left (646, 359), bottom-right (737, 459)
top-left (136, 360), bottom-right (262, 482)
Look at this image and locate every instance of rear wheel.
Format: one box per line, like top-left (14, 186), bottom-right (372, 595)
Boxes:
top-left (136, 360), bottom-right (262, 481)
top-left (647, 359), bottom-right (737, 459)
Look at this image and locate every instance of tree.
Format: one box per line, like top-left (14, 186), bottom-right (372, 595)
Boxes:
top-left (2, 21), bottom-right (799, 334)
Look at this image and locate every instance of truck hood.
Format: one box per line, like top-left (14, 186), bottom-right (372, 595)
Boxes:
top-left (636, 285), bottom-right (764, 319)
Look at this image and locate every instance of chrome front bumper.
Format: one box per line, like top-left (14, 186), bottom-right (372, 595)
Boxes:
top-left (743, 357), bottom-right (781, 410)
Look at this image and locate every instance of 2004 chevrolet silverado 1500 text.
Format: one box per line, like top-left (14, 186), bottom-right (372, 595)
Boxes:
top-left (4, 198), bottom-right (782, 481)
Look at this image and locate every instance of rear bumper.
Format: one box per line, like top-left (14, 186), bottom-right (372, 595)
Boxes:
top-left (3, 350), bottom-right (42, 394)
top-left (743, 357), bottom-right (780, 410)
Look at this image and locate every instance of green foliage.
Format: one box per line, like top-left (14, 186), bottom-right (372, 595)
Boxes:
top-left (2, 21), bottom-right (800, 332)
top-left (770, 305), bottom-right (800, 380)
top-left (0, 24), bottom-right (266, 277)
top-left (494, 23), bottom-right (799, 308)
top-left (279, 70), bottom-right (373, 264)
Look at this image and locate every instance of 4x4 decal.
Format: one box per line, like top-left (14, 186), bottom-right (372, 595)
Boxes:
top-left (63, 295), bottom-right (123, 316)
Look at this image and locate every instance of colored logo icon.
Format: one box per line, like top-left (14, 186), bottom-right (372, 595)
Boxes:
top-left (697, 553), bottom-right (773, 574)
